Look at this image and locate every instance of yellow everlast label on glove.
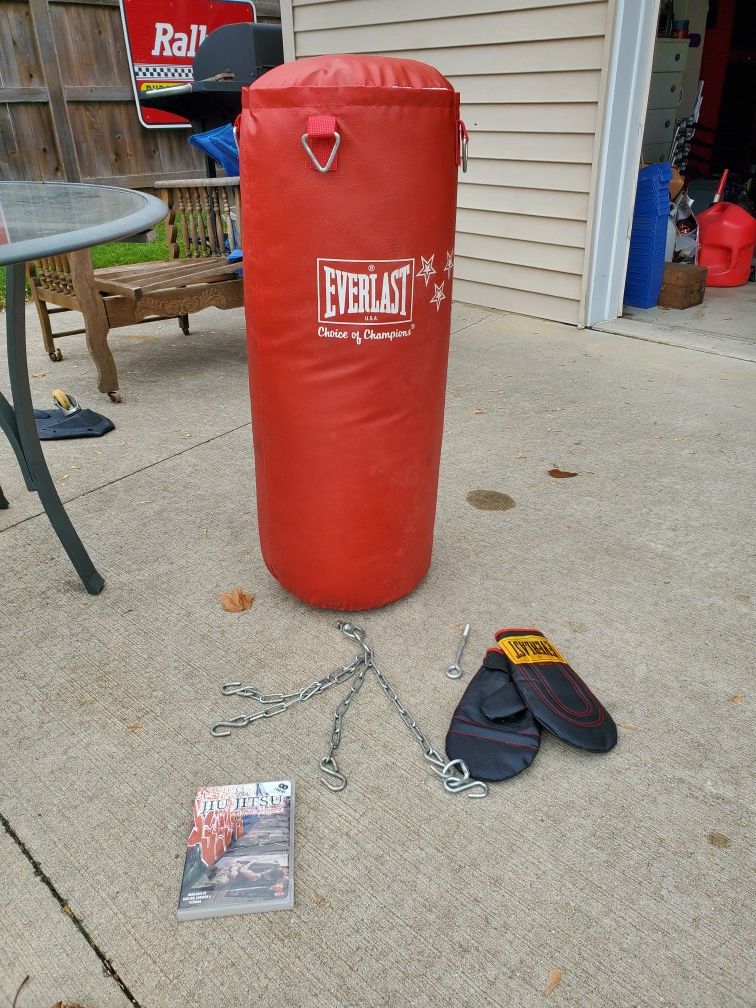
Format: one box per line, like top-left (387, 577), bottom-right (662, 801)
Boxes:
top-left (498, 634), bottom-right (566, 665)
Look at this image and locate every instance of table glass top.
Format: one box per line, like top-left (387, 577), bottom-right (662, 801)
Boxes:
top-left (0, 181), bottom-right (167, 266)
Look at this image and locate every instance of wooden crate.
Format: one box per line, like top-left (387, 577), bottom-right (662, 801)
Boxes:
top-left (658, 262), bottom-right (708, 309)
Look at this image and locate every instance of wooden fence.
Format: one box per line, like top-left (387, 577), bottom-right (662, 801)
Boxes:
top-left (0, 0), bottom-right (280, 188)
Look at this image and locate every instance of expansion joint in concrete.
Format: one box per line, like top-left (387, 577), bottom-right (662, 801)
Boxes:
top-left (0, 811), bottom-right (143, 1008)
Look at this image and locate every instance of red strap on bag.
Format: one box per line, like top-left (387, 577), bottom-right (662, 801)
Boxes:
top-left (303, 114), bottom-right (339, 172)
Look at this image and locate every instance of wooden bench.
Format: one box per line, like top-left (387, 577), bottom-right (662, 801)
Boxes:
top-left (28, 177), bottom-right (244, 402)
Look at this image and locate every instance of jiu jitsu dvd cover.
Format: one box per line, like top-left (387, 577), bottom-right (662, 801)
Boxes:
top-left (177, 780), bottom-right (294, 920)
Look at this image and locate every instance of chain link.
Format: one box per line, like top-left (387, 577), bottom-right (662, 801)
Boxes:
top-left (211, 655), bottom-right (363, 737)
top-left (211, 623), bottom-right (488, 799)
top-left (319, 660), bottom-right (368, 791)
top-left (337, 622), bottom-right (488, 799)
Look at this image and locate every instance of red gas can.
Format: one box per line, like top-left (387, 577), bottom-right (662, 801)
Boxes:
top-left (697, 202), bottom-right (756, 287)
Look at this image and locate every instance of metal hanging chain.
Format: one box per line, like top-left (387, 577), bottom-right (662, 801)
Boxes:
top-left (319, 659), bottom-right (369, 792)
top-left (220, 655), bottom-right (364, 702)
top-left (337, 622), bottom-right (488, 799)
top-left (210, 623), bottom-right (488, 799)
top-left (211, 655), bottom-right (363, 737)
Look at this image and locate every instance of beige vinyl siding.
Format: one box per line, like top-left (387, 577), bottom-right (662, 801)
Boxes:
top-left (285, 0), bottom-right (611, 325)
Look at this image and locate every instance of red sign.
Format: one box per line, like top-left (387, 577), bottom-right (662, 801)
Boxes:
top-left (119, 0), bottom-right (255, 128)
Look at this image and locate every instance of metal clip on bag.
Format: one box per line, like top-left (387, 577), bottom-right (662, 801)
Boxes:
top-left (239, 55), bottom-right (465, 610)
top-left (494, 629), bottom-right (618, 752)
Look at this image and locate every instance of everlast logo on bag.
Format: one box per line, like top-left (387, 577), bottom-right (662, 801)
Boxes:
top-left (318, 259), bottom-right (414, 325)
top-left (498, 635), bottom-right (567, 666)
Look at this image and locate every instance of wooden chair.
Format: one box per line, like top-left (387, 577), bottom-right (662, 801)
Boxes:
top-left (27, 177), bottom-right (244, 402)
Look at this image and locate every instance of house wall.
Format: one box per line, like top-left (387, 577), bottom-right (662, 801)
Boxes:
top-left (280, 0), bottom-right (614, 325)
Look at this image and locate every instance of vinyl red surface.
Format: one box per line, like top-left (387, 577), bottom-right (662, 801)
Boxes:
top-left (239, 55), bottom-right (461, 609)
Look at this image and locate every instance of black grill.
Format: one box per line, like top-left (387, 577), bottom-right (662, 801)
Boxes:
top-left (139, 23), bottom-right (283, 134)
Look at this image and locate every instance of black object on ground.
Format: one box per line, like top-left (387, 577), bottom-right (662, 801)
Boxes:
top-left (445, 649), bottom-right (541, 782)
top-left (495, 628), bottom-right (618, 752)
top-left (34, 406), bottom-right (114, 440)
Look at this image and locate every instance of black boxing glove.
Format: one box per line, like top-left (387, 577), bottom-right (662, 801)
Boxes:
top-left (445, 649), bottom-right (541, 782)
top-left (494, 628), bottom-right (617, 753)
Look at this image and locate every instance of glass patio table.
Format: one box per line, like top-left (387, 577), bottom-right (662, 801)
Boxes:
top-left (0, 182), bottom-right (166, 594)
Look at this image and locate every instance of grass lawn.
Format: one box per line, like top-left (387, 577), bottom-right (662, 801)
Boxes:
top-left (0, 223), bottom-right (170, 310)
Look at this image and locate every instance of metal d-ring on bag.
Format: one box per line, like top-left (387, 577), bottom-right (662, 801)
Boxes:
top-left (211, 623), bottom-right (488, 799)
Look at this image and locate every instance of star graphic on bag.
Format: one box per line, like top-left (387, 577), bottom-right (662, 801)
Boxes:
top-left (430, 281), bottom-right (446, 311)
top-left (444, 251), bottom-right (454, 275)
top-left (416, 254), bottom-right (436, 286)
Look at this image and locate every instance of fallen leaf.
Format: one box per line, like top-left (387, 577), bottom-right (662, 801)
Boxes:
top-left (545, 969), bottom-right (562, 996)
top-left (548, 468), bottom-right (578, 479)
top-left (31, 371), bottom-right (47, 378)
top-left (51, 1003), bottom-right (87, 1008)
top-left (619, 722), bottom-right (638, 731)
top-left (730, 692), bottom-right (744, 704)
top-left (309, 893), bottom-right (330, 908)
top-left (125, 724), bottom-right (142, 733)
top-left (220, 587), bottom-right (255, 612)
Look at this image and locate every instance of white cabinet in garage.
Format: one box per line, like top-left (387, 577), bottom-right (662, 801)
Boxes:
top-left (642, 38), bottom-right (688, 163)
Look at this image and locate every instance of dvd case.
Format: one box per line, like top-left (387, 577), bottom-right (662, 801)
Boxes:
top-left (177, 780), bottom-right (294, 920)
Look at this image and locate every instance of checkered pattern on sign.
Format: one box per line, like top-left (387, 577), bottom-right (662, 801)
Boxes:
top-left (134, 64), bottom-right (193, 80)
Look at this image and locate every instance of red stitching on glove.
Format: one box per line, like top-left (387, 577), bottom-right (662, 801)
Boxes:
top-left (517, 664), bottom-right (606, 726)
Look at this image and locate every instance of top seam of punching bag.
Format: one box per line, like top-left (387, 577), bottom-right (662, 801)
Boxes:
top-left (244, 89), bottom-right (457, 110)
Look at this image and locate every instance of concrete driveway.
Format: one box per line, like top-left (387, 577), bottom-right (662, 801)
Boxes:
top-left (1, 301), bottom-right (753, 1008)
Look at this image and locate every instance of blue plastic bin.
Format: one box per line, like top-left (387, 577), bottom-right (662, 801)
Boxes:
top-left (624, 163), bottom-right (673, 309)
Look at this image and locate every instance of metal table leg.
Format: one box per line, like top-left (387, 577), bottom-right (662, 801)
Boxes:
top-left (0, 262), bottom-right (104, 594)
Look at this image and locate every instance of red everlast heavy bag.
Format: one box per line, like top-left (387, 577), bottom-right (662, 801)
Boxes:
top-left (239, 55), bottom-right (467, 610)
